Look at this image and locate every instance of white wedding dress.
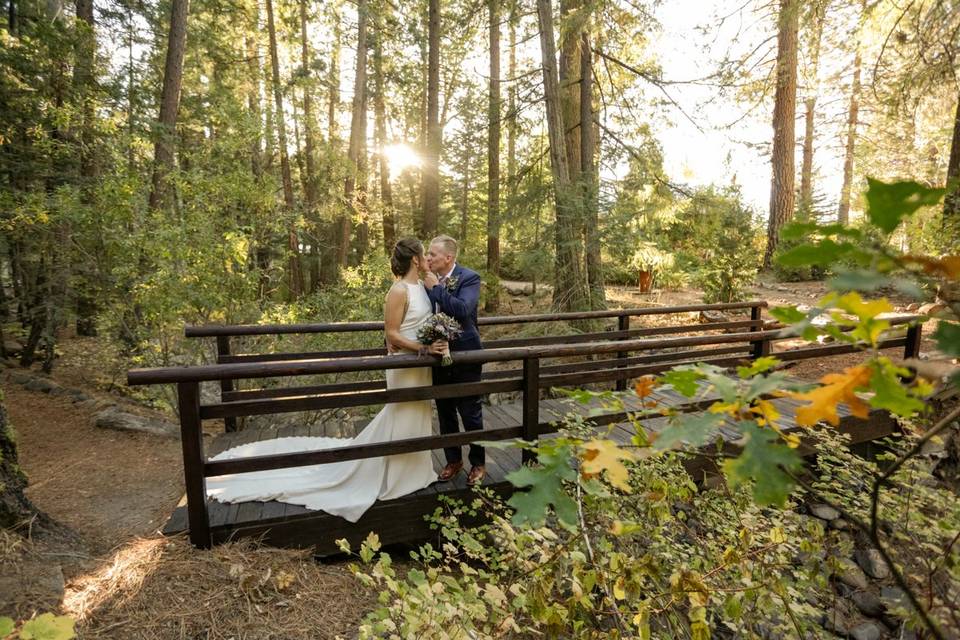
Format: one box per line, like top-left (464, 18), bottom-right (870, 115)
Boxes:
top-left (205, 281), bottom-right (437, 522)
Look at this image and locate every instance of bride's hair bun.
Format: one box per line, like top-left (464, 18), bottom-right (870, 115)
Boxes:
top-left (391, 238), bottom-right (424, 276)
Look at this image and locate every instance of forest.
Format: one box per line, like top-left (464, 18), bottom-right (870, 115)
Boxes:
top-left (1, 0), bottom-right (959, 636)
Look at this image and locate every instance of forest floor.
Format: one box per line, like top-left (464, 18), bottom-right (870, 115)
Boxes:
top-left (1, 278), bottom-right (942, 638)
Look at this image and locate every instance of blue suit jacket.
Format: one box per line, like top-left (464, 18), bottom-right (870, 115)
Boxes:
top-left (426, 264), bottom-right (482, 352)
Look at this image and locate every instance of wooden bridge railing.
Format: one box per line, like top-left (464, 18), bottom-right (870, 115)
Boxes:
top-left (128, 313), bottom-right (923, 549)
top-left (188, 301), bottom-right (772, 431)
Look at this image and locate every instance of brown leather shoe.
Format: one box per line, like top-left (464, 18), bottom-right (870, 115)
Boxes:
top-left (438, 461), bottom-right (463, 482)
top-left (467, 465), bottom-right (486, 486)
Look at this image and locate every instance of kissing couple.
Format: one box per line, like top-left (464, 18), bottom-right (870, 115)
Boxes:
top-left (206, 235), bottom-right (486, 523)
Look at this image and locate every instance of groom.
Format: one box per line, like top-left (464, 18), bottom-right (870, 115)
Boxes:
top-left (423, 235), bottom-right (486, 485)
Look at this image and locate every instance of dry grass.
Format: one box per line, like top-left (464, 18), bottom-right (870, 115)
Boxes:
top-left (63, 536), bottom-right (375, 639)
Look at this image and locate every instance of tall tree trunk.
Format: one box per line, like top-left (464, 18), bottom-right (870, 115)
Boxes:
top-left (373, 20), bottom-right (395, 254)
top-left (328, 4), bottom-right (340, 143)
top-left (485, 0), bottom-right (501, 312)
top-left (266, 0), bottom-right (303, 297)
top-left (581, 31), bottom-right (604, 308)
top-left (944, 93), bottom-right (960, 227)
top-left (506, 0), bottom-right (517, 206)
top-left (799, 3), bottom-right (823, 215)
top-left (836, 48), bottom-right (861, 225)
top-left (421, 0), bottom-right (441, 239)
top-left (537, 0), bottom-right (586, 312)
top-left (148, 0), bottom-right (189, 212)
top-left (245, 31), bottom-right (263, 179)
top-left (341, 0), bottom-right (368, 266)
top-left (299, 0), bottom-right (319, 210)
top-left (459, 146), bottom-right (473, 251)
top-left (762, 0), bottom-right (799, 269)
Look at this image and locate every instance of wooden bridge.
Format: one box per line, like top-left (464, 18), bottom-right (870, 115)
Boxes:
top-left (126, 301), bottom-right (922, 556)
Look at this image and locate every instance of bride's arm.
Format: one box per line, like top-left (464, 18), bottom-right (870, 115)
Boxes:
top-left (384, 284), bottom-right (442, 354)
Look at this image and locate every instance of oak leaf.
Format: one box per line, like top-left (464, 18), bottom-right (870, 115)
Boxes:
top-left (580, 439), bottom-right (636, 492)
top-left (788, 365), bottom-right (872, 427)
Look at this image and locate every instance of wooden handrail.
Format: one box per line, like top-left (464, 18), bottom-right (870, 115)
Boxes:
top-left (184, 300), bottom-right (769, 337)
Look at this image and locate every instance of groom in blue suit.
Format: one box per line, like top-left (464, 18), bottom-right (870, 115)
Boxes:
top-left (424, 235), bottom-right (486, 485)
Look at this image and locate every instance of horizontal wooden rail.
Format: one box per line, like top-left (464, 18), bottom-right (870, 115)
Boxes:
top-left (201, 379), bottom-right (523, 419)
top-left (185, 300), bottom-right (768, 337)
top-left (204, 425), bottom-right (525, 476)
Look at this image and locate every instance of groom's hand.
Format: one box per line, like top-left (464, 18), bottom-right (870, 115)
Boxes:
top-left (423, 272), bottom-right (440, 289)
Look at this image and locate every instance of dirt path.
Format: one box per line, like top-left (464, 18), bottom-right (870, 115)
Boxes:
top-left (4, 381), bottom-right (183, 555)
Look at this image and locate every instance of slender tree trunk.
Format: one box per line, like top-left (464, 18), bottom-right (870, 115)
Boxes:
top-left (373, 21), bottom-right (395, 254)
top-left (148, 0), bottom-right (189, 212)
top-left (762, 0), bottom-right (799, 269)
top-left (460, 146), bottom-right (472, 251)
top-left (799, 4), bottom-right (823, 215)
top-left (245, 31), bottom-right (262, 179)
top-left (836, 49), bottom-right (861, 226)
top-left (581, 31), bottom-right (604, 308)
top-left (341, 0), bottom-right (368, 266)
top-left (328, 4), bottom-right (340, 143)
top-left (421, 0), bottom-right (441, 239)
top-left (485, 0), bottom-right (501, 312)
top-left (299, 0), bottom-right (319, 210)
top-left (266, 0), bottom-right (303, 297)
top-left (507, 1), bottom-right (517, 205)
top-left (944, 93), bottom-right (960, 226)
top-left (537, 0), bottom-right (586, 312)
top-left (8, 0), bottom-right (16, 35)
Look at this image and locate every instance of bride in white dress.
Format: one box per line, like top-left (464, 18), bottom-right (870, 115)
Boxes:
top-left (205, 238), bottom-right (446, 522)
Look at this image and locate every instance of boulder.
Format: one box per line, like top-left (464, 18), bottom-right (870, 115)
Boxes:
top-left (9, 371), bottom-right (32, 385)
top-left (24, 377), bottom-right (56, 393)
top-left (854, 548), bottom-right (891, 580)
top-left (906, 302), bottom-right (921, 312)
top-left (918, 302), bottom-right (947, 316)
top-left (3, 339), bottom-right (23, 356)
top-left (810, 503), bottom-right (841, 521)
top-left (835, 559), bottom-right (870, 591)
top-left (851, 591), bottom-right (885, 618)
top-left (699, 310), bottom-right (730, 324)
top-left (94, 406), bottom-right (178, 437)
top-left (850, 622), bottom-right (882, 640)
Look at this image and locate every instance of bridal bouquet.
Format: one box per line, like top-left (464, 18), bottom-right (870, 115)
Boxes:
top-left (417, 313), bottom-right (462, 366)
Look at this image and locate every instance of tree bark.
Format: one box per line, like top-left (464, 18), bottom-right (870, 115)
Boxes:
top-left (328, 5), bottom-right (340, 143)
top-left (266, 0), bottom-right (303, 296)
top-left (373, 17), bottom-right (395, 254)
top-left (799, 3), bottom-right (823, 214)
top-left (245, 30), bottom-right (262, 180)
top-left (341, 0), bottom-right (368, 266)
top-left (506, 1), bottom-right (517, 205)
top-left (299, 0), bottom-right (319, 211)
top-left (421, 0), bottom-right (441, 239)
top-left (147, 0), bottom-right (189, 212)
top-left (581, 31), bottom-right (604, 308)
top-left (537, 0), bottom-right (587, 312)
top-left (836, 49), bottom-right (861, 226)
top-left (762, 0), bottom-right (799, 269)
top-left (942, 92), bottom-right (960, 225)
top-left (485, 0), bottom-right (501, 312)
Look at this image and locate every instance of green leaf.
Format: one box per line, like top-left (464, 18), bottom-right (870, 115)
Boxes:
top-left (659, 368), bottom-right (704, 397)
top-left (19, 614), bottom-right (75, 640)
top-left (737, 356), bottom-right (780, 379)
top-left (828, 269), bottom-right (892, 292)
top-left (934, 321), bottom-right (960, 357)
top-left (865, 178), bottom-right (946, 233)
top-left (869, 361), bottom-right (926, 418)
top-left (0, 617), bottom-right (14, 638)
top-left (722, 422), bottom-right (802, 506)
top-left (654, 413), bottom-right (726, 450)
top-left (745, 372), bottom-right (793, 400)
top-left (769, 305), bottom-right (807, 324)
top-left (776, 239), bottom-right (854, 267)
top-left (506, 448), bottom-right (578, 529)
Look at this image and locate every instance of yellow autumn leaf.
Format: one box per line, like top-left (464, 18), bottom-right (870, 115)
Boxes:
top-left (769, 526), bottom-right (786, 544)
top-left (709, 401), bottom-right (741, 417)
top-left (273, 570), bottom-right (296, 591)
top-left (750, 399), bottom-right (780, 426)
top-left (788, 365), bottom-right (873, 427)
top-left (635, 375), bottom-right (656, 400)
top-left (580, 439), bottom-right (636, 492)
top-left (613, 576), bottom-right (627, 600)
top-left (903, 254), bottom-right (960, 279)
top-left (834, 292), bottom-right (893, 321)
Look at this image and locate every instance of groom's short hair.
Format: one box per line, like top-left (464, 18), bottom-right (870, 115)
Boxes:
top-left (431, 235), bottom-right (459, 258)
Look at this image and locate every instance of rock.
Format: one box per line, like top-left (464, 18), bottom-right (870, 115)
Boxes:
top-left (880, 586), bottom-right (908, 614)
top-left (906, 302), bottom-right (921, 312)
top-left (920, 436), bottom-right (947, 456)
top-left (918, 302), bottom-right (947, 316)
top-left (9, 371), bottom-right (32, 385)
top-left (810, 503), bottom-right (841, 521)
top-left (3, 339), bottom-right (23, 355)
top-left (855, 548), bottom-right (891, 580)
top-left (699, 310), bottom-right (730, 323)
top-left (0, 562), bottom-right (65, 612)
top-left (94, 406), bottom-right (178, 437)
top-left (829, 518), bottom-right (851, 531)
top-left (851, 591), bottom-right (885, 618)
top-left (68, 390), bottom-right (92, 403)
top-left (836, 559), bottom-right (870, 591)
top-left (850, 622), bottom-right (882, 640)
top-left (48, 385), bottom-right (70, 396)
top-left (24, 377), bottom-right (56, 393)
top-left (820, 610), bottom-right (851, 636)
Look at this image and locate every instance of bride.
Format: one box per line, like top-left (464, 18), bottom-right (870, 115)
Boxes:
top-left (205, 238), bottom-right (446, 522)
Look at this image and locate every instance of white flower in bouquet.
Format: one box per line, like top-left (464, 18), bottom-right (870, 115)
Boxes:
top-left (416, 313), bottom-right (462, 366)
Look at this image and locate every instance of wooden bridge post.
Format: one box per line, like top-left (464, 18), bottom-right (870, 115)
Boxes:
top-left (904, 323), bottom-right (922, 360)
top-left (522, 357), bottom-right (540, 464)
top-left (750, 305), bottom-right (770, 359)
top-left (216, 336), bottom-right (238, 432)
top-left (177, 381), bottom-right (212, 549)
top-left (615, 314), bottom-right (630, 391)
